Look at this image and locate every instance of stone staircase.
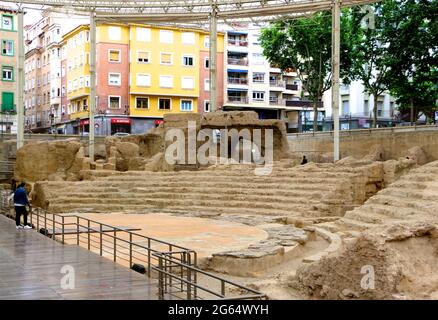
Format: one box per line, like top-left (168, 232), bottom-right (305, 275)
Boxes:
top-left (318, 160), bottom-right (438, 233)
top-left (32, 162), bottom-right (383, 218)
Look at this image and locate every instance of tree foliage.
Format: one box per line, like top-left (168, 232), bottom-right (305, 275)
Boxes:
top-left (383, 0), bottom-right (438, 123)
top-left (259, 11), bottom-right (352, 131)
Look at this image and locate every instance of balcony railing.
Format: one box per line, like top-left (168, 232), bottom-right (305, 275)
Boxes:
top-left (228, 77), bottom-right (248, 85)
top-left (269, 98), bottom-right (285, 106)
top-left (286, 84), bottom-right (299, 91)
top-left (228, 39), bottom-right (248, 47)
top-left (227, 57), bottom-right (248, 66)
top-left (269, 80), bottom-right (285, 87)
top-left (227, 96), bottom-right (249, 104)
top-left (1, 105), bottom-right (17, 114)
top-left (286, 100), bottom-right (324, 108)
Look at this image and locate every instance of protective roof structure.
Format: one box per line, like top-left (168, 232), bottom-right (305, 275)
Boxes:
top-left (5, 0), bottom-right (379, 23)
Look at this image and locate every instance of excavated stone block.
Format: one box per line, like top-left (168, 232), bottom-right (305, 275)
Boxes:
top-left (103, 163), bottom-right (115, 171)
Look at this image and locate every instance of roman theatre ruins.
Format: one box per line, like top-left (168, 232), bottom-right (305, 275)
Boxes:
top-left (4, 111), bottom-right (438, 299)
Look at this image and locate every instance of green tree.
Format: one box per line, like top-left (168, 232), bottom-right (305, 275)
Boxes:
top-left (346, 4), bottom-right (393, 127)
top-left (383, 0), bottom-right (438, 124)
top-left (260, 11), bottom-right (353, 132)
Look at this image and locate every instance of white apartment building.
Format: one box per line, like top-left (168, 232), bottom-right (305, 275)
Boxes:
top-left (322, 80), bottom-right (398, 130)
top-left (220, 23), bottom-right (324, 133)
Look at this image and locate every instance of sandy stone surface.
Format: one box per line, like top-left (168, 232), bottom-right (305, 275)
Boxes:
top-left (77, 212), bottom-right (268, 258)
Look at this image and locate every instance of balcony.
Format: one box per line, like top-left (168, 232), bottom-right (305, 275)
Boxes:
top-left (269, 98), bottom-right (285, 106)
top-left (285, 100), bottom-right (323, 108)
top-left (285, 84), bottom-right (299, 91)
top-left (1, 105), bottom-right (16, 114)
top-left (228, 39), bottom-right (248, 47)
top-left (227, 96), bottom-right (249, 104)
top-left (227, 57), bottom-right (248, 66)
top-left (269, 80), bottom-right (285, 87)
top-left (228, 77), bottom-right (248, 85)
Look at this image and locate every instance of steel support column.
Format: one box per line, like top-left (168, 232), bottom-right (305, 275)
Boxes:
top-left (332, 0), bottom-right (341, 162)
top-left (209, 7), bottom-right (218, 112)
top-left (89, 12), bottom-right (97, 161)
top-left (17, 10), bottom-right (25, 149)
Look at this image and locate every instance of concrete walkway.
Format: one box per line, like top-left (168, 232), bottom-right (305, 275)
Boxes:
top-left (0, 215), bottom-right (158, 300)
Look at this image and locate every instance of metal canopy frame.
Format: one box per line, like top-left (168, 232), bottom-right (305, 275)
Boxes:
top-left (5, 0), bottom-right (380, 162)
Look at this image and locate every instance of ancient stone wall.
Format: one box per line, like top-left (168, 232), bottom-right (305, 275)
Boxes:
top-left (288, 127), bottom-right (438, 162)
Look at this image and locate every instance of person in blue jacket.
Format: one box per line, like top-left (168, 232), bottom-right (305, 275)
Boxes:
top-left (11, 182), bottom-right (32, 230)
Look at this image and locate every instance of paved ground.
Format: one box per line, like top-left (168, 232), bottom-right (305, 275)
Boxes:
top-left (0, 215), bottom-right (158, 300)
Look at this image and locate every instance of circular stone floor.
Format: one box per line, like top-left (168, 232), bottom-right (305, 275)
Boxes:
top-left (78, 213), bottom-right (269, 258)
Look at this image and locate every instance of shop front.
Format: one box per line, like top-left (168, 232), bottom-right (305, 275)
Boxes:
top-left (111, 118), bottom-right (131, 135)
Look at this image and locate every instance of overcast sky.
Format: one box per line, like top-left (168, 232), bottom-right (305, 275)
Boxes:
top-left (0, 1), bottom-right (46, 25)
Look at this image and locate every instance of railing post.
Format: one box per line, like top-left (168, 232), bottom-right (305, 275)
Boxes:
top-left (52, 213), bottom-right (55, 241)
top-left (221, 281), bottom-right (226, 298)
top-left (147, 238), bottom-right (151, 277)
top-left (187, 264), bottom-right (192, 300)
top-left (158, 255), bottom-right (164, 300)
top-left (76, 216), bottom-right (79, 245)
top-left (36, 208), bottom-right (39, 231)
top-left (87, 220), bottom-right (90, 250)
top-left (113, 229), bottom-right (116, 262)
top-left (99, 224), bottom-right (103, 256)
top-left (129, 233), bottom-right (132, 268)
top-left (61, 215), bottom-right (65, 244)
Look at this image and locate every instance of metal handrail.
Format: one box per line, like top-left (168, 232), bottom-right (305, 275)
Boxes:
top-left (0, 195), bottom-right (265, 300)
top-left (153, 252), bottom-right (266, 300)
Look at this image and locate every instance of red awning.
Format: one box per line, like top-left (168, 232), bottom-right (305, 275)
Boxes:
top-left (80, 119), bottom-right (89, 126)
top-left (154, 120), bottom-right (163, 125)
top-left (111, 118), bottom-right (131, 124)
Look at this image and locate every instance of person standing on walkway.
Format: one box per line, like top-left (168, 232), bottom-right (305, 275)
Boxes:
top-left (11, 183), bottom-right (32, 230)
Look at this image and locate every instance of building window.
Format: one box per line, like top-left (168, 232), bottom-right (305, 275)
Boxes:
top-left (136, 74), bottom-right (151, 87)
top-left (137, 51), bottom-right (150, 63)
top-left (159, 98), bottom-right (171, 110)
top-left (204, 58), bottom-right (209, 69)
top-left (108, 26), bottom-right (122, 40)
top-left (1, 15), bottom-right (13, 31)
top-left (79, 77), bottom-right (84, 88)
top-left (160, 52), bottom-right (173, 65)
top-left (364, 100), bottom-right (369, 116)
top-left (181, 32), bottom-right (195, 45)
top-left (204, 101), bottom-right (210, 112)
top-left (252, 72), bottom-right (265, 83)
top-left (137, 27), bottom-right (151, 42)
top-left (342, 100), bottom-right (349, 115)
top-left (1, 40), bottom-right (13, 56)
top-left (85, 76), bottom-right (90, 87)
top-left (252, 91), bottom-right (265, 101)
top-left (182, 55), bottom-right (194, 67)
top-left (108, 96), bottom-right (121, 109)
top-left (2, 66), bottom-right (13, 81)
top-left (204, 79), bottom-right (210, 91)
top-left (136, 97), bottom-right (149, 109)
top-left (181, 76), bottom-right (194, 89)
top-left (108, 73), bottom-right (121, 86)
top-left (377, 101), bottom-right (383, 117)
top-left (180, 99), bottom-right (193, 112)
top-left (204, 36), bottom-right (210, 48)
top-left (159, 30), bottom-right (173, 44)
top-left (159, 75), bottom-right (173, 88)
top-left (390, 102), bottom-right (395, 117)
top-left (108, 50), bottom-right (121, 63)
top-left (252, 53), bottom-right (264, 65)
